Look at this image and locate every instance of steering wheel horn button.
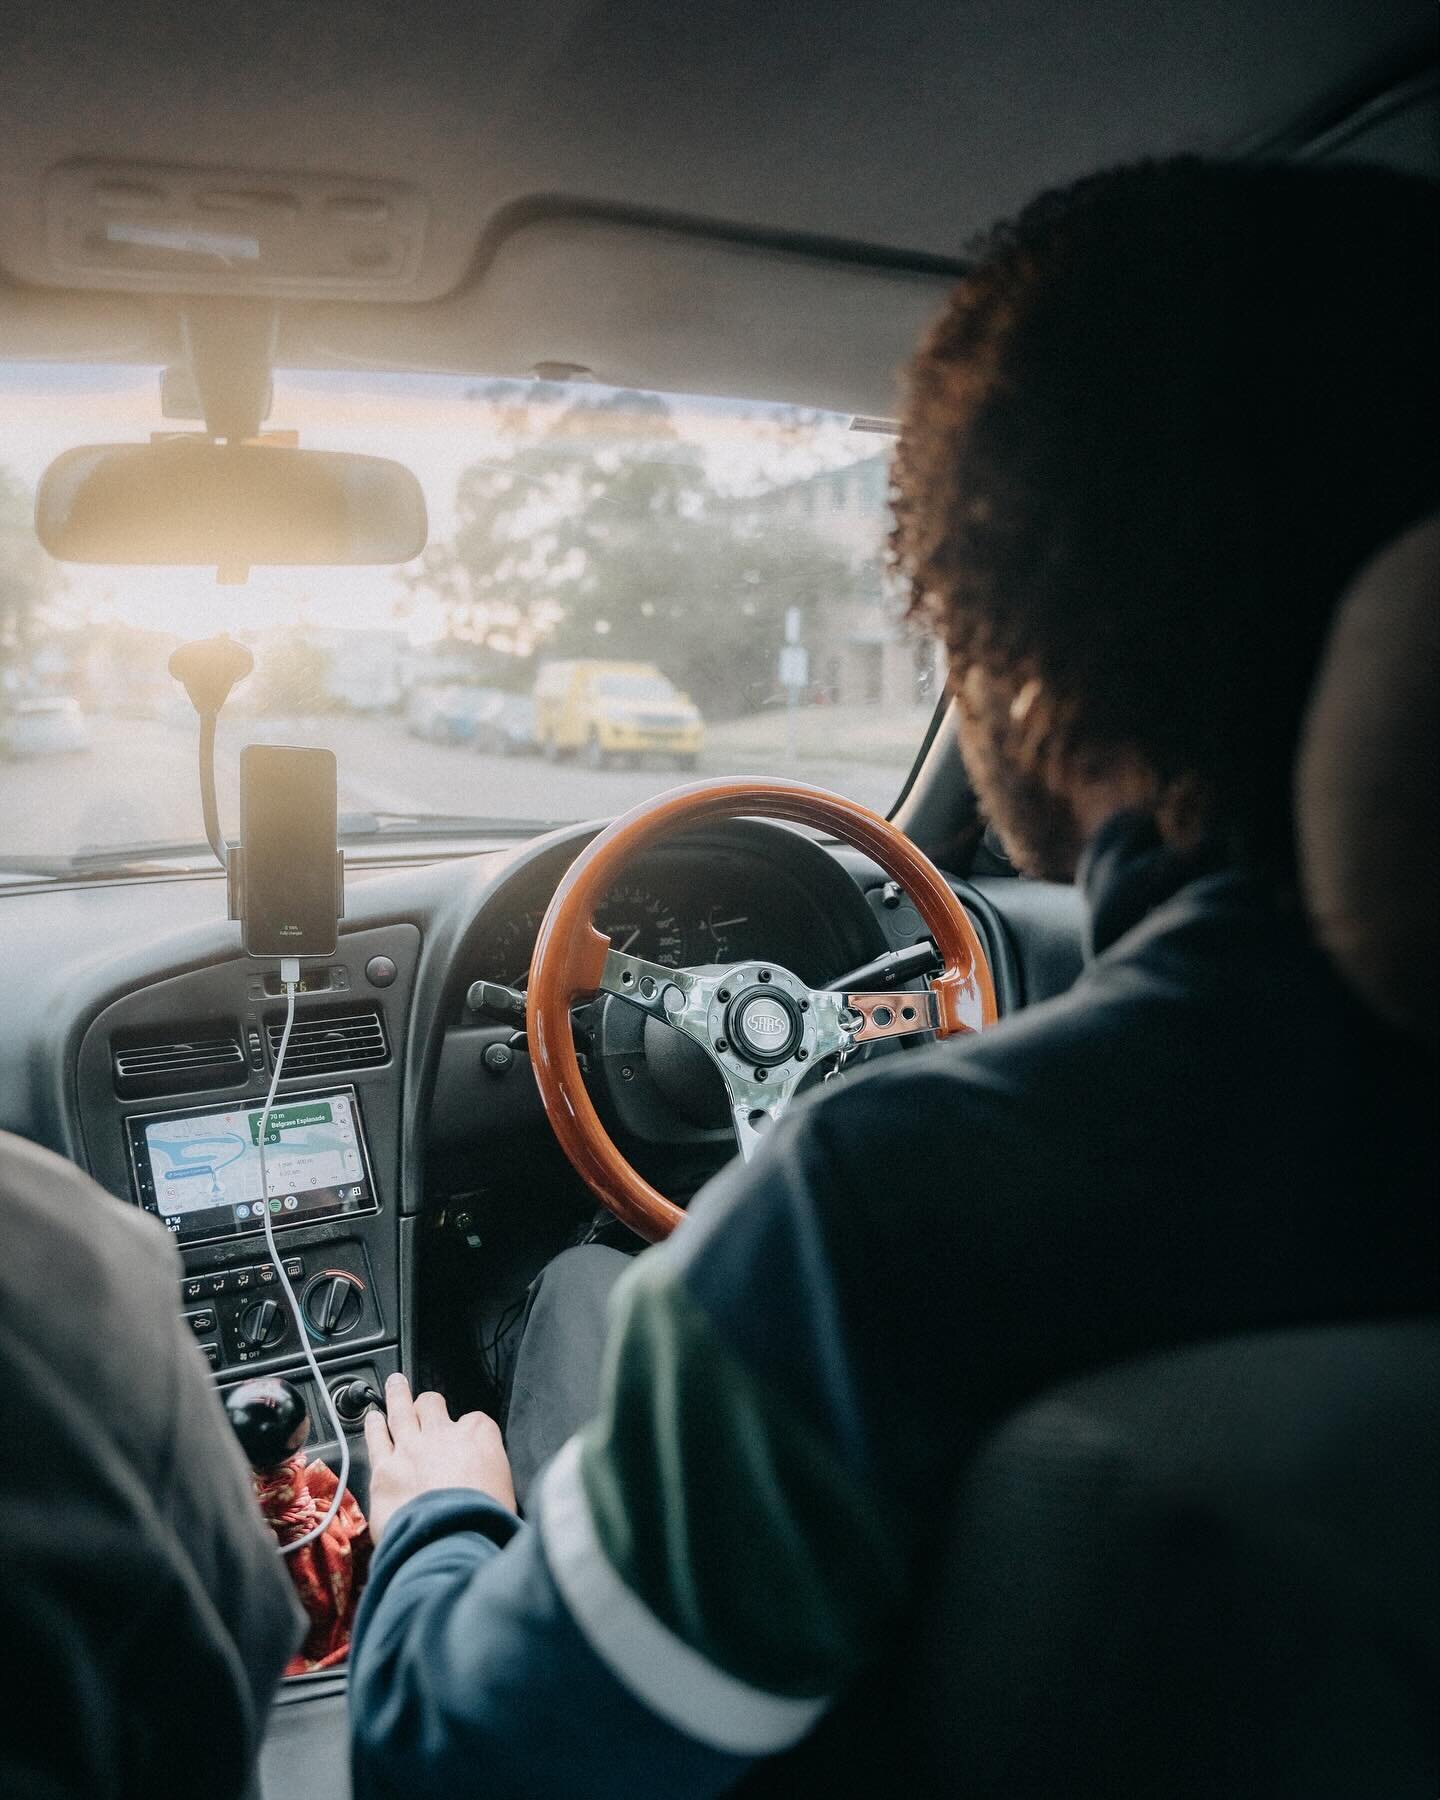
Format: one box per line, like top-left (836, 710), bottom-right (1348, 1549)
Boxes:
top-left (726, 985), bottom-right (800, 1065)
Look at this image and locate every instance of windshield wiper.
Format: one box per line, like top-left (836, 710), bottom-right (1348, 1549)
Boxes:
top-left (0, 850), bottom-right (206, 882)
top-left (337, 810), bottom-right (561, 839)
top-left (0, 815), bottom-right (559, 885)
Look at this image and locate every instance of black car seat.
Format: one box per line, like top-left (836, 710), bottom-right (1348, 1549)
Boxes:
top-left (1296, 513), bottom-right (1439, 1047)
top-left (908, 516), bottom-right (1440, 1799)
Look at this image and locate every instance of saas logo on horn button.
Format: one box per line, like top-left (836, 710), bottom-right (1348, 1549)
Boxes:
top-left (743, 997), bottom-right (789, 1043)
top-left (728, 986), bottom-right (800, 1065)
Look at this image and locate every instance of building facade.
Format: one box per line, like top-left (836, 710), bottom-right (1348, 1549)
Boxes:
top-left (726, 453), bottom-right (940, 710)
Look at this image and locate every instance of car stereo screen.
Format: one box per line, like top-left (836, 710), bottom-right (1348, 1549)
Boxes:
top-left (129, 1089), bottom-right (376, 1248)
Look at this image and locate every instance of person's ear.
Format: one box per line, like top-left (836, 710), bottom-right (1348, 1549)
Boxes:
top-left (1155, 774), bottom-right (1219, 854)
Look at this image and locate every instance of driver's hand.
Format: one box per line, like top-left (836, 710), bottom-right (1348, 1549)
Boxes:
top-left (363, 1373), bottom-right (516, 1543)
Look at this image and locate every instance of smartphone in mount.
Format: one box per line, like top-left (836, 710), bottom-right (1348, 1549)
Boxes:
top-left (238, 744), bottom-right (340, 959)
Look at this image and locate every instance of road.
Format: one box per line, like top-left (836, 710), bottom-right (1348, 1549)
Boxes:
top-left (0, 712), bottom-right (917, 862)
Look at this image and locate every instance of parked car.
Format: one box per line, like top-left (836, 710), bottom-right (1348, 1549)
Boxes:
top-left (532, 660), bottom-right (703, 769)
top-left (404, 685), bottom-right (444, 740)
top-left (471, 693), bottom-right (537, 757)
top-left (0, 696), bottom-right (92, 758)
top-left (405, 684), bottom-right (498, 744)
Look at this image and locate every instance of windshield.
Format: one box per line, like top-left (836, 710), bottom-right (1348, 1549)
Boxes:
top-left (0, 365), bottom-right (939, 870)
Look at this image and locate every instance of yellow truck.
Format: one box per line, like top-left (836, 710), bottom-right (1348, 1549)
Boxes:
top-left (532, 660), bottom-right (704, 770)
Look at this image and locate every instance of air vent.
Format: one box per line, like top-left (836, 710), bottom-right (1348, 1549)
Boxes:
top-left (113, 1027), bottom-right (245, 1096)
top-left (267, 1006), bottom-right (389, 1075)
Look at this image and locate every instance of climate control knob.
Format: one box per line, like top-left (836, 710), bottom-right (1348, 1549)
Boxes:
top-left (302, 1271), bottom-right (364, 1339)
top-left (236, 1297), bottom-right (288, 1351)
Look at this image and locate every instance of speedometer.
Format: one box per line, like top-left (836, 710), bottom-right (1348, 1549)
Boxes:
top-left (596, 884), bottom-right (686, 966)
top-left (693, 902), bottom-right (752, 964)
top-left (481, 908), bottom-right (545, 987)
top-left (477, 885), bottom-right (685, 988)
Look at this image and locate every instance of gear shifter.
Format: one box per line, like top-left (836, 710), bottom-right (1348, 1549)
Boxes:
top-left (224, 1374), bottom-right (310, 1470)
top-left (224, 1377), bottom-right (372, 1672)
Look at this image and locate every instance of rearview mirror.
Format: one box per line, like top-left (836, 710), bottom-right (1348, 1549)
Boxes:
top-left (36, 439), bottom-right (427, 570)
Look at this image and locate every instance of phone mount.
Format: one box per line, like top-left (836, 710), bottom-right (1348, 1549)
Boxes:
top-left (221, 844), bottom-right (345, 935)
top-left (168, 633), bottom-right (253, 876)
top-left (168, 634), bottom-right (343, 930)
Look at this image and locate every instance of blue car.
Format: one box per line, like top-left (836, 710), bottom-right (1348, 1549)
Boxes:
top-left (472, 694), bottom-right (537, 757)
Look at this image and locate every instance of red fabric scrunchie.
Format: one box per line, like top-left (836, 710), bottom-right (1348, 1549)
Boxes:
top-left (253, 1452), bottom-right (371, 1674)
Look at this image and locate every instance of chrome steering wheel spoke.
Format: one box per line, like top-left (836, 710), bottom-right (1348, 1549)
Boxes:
top-left (724, 1071), bottom-right (800, 1161)
top-left (598, 947), bottom-right (710, 1028)
top-left (833, 988), bottom-right (940, 1043)
top-left (598, 952), bottom-right (908, 1163)
top-left (598, 953), bottom-right (937, 1164)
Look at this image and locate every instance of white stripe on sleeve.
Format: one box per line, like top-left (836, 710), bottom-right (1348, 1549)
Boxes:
top-left (538, 1435), bottom-right (828, 1757)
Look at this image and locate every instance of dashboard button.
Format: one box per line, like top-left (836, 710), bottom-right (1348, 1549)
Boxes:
top-left (185, 1308), bottom-right (217, 1335)
top-left (237, 1297), bottom-right (287, 1351)
top-left (283, 1257), bottom-right (304, 1280)
top-left (202, 1344), bottom-right (221, 1369)
top-left (182, 1277), bottom-right (204, 1302)
top-left (365, 955), bottom-right (398, 988)
top-left (206, 1272), bottom-right (230, 1296)
top-left (302, 1272), bottom-right (364, 1338)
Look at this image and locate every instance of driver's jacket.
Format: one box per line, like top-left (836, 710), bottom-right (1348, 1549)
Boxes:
top-left (348, 812), bottom-right (1438, 1798)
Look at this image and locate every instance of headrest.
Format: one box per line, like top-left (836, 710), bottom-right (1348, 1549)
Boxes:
top-left (1297, 514), bottom-right (1439, 1045)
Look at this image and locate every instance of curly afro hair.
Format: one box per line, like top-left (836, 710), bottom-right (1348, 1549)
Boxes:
top-left (891, 157), bottom-right (1439, 872)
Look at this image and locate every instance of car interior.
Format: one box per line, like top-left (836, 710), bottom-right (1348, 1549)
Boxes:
top-left (0, 4), bottom-right (1435, 1796)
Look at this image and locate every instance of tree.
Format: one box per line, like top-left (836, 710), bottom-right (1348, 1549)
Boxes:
top-left (0, 466), bottom-right (57, 689)
top-left (405, 389), bottom-right (871, 717)
top-left (540, 513), bottom-right (859, 716)
top-left (253, 630), bottom-right (334, 715)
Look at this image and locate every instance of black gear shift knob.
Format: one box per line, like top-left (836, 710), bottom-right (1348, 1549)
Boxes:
top-left (224, 1376), bottom-right (310, 1471)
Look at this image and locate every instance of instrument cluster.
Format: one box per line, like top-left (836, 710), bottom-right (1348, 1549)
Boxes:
top-left (473, 879), bottom-right (767, 988)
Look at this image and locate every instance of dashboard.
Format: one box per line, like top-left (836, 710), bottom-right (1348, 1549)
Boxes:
top-left (0, 816), bottom-right (1085, 1537)
top-left (0, 807), bottom-right (1085, 1799)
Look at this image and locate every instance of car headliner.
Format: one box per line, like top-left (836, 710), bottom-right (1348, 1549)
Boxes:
top-left (0, 0), bottom-right (1432, 415)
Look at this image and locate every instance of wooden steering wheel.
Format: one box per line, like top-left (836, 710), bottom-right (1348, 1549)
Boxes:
top-left (526, 778), bottom-right (997, 1241)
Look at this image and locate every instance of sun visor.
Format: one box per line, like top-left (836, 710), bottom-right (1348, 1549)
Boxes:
top-left (298, 207), bottom-right (964, 420)
top-left (3, 203), bottom-right (963, 421)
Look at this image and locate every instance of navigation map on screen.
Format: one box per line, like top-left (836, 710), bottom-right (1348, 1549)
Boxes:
top-left (132, 1090), bottom-right (374, 1246)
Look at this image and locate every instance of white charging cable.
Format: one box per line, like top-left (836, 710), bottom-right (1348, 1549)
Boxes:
top-left (255, 959), bottom-right (351, 1555)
